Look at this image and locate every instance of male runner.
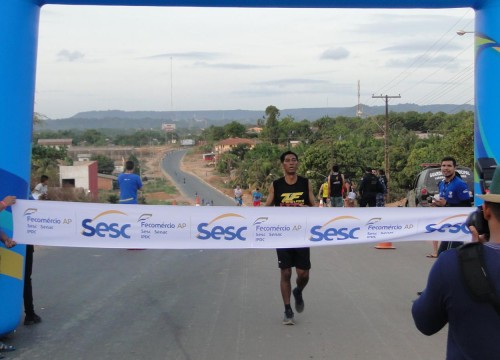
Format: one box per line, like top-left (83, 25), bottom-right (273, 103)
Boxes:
top-left (265, 151), bottom-right (315, 325)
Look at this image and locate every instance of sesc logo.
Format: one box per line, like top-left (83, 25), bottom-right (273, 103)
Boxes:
top-left (197, 213), bottom-right (247, 241)
top-left (81, 210), bottom-right (131, 239)
top-left (425, 214), bottom-right (470, 234)
top-left (309, 216), bottom-right (360, 241)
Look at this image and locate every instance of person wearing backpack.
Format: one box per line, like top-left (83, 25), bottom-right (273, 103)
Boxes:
top-left (328, 165), bottom-right (344, 207)
top-left (412, 166), bottom-right (500, 360)
top-left (376, 169), bottom-right (388, 207)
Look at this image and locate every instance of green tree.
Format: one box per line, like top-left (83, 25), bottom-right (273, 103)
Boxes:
top-left (91, 154), bottom-right (115, 174)
top-left (223, 121), bottom-right (247, 138)
top-left (31, 144), bottom-right (68, 175)
top-left (215, 153), bottom-right (240, 175)
top-left (82, 129), bottom-right (107, 145)
top-left (261, 105), bottom-right (280, 144)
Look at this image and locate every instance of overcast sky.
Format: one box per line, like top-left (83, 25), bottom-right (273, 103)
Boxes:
top-left (35, 5), bottom-right (475, 119)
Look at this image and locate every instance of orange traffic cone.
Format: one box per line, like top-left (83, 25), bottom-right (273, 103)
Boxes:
top-left (172, 199), bottom-right (177, 205)
top-left (375, 242), bottom-right (396, 249)
top-left (195, 195), bottom-right (200, 206)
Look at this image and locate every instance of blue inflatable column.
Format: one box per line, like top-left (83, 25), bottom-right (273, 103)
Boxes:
top-left (474, 0), bottom-right (500, 201)
top-left (0, 0), bottom-right (41, 335)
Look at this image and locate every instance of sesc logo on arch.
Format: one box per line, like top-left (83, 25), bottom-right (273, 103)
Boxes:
top-left (196, 213), bottom-right (247, 241)
top-left (81, 210), bottom-right (132, 239)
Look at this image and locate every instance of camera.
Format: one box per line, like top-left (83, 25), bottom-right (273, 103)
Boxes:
top-left (475, 157), bottom-right (497, 194)
top-left (465, 206), bottom-right (490, 239)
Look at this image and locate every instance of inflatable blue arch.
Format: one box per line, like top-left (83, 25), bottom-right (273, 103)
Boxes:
top-left (0, 0), bottom-right (497, 335)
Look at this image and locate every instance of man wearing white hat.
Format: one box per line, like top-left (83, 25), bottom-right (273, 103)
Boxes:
top-left (412, 166), bottom-right (500, 359)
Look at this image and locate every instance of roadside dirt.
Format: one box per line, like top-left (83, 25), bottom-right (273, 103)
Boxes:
top-left (140, 145), bottom-right (405, 207)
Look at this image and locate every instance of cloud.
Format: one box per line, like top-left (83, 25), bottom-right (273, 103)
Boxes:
top-left (144, 52), bottom-right (221, 60)
top-left (193, 62), bottom-right (271, 69)
top-left (386, 54), bottom-right (456, 68)
top-left (257, 79), bottom-right (329, 87)
top-left (352, 13), bottom-right (470, 36)
top-left (381, 42), bottom-right (462, 53)
top-left (57, 49), bottom-right (85, 62)
top-left (320, 47), bottom-right (350, 60)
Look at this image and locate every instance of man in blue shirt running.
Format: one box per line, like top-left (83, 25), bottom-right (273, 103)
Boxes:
top-left (118, 161), bottom-right (143, 204)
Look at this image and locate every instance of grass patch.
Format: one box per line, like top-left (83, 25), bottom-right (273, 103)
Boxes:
top-left (142, 177), bottom-right (177, 194)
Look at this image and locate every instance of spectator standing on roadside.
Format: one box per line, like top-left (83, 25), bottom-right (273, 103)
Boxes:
top-left (25, 187), bottom-right (44, 325)
top-left (328, 165), bottom-right (344, 207)
top-left (31, 175), bottom-right (48, 200)
top-left (252, 187), bottom-right (262, 207)
top-left (412, 166), bottom-right (500, 359)
top-left (234, 185), bottom-right (243, 206)
top-left (376, 169), bottom-right (388, 207)
top-left (118, 161), bottom-right (143, 204)
top-left (430, 156), bottom-right (472, 254)
top-left (359, 168), bottom-right (384, 207)
top-left (317, 178), bottom-right (329, 207)
top-left (265, 151), bottom-right (315, 325)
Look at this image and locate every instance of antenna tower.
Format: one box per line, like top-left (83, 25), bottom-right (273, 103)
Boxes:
top-left (356, 80), bottom-right (363, 117)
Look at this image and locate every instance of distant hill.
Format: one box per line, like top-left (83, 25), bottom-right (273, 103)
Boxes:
top-left (35, 103), bottom-right (473, 131)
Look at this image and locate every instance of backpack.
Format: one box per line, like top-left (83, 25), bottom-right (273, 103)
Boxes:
top-left (458, 242), bottom-right (500, 316)
top-left (377, 177), bottom-right (386, 194)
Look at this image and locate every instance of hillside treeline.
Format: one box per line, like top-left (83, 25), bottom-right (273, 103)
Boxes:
top-left (34, 108), bottom-right (473, 201)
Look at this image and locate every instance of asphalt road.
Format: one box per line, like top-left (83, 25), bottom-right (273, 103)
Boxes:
top-left (161, 149), bottom-right (235, 206)
top-left (5, 149), bottom-right (448, 359)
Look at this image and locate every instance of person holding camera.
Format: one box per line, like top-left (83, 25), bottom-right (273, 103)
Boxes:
top-left (430, 157), bottom-right (472, 255)
top-left (412, 166), bottom-right (500, 359)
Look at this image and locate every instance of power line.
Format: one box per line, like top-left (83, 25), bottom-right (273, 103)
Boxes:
top-left (364, 9), bottom-right (473, 108)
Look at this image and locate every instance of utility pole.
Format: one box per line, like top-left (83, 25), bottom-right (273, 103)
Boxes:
top-left (371, 94), bottom-right (401, 200)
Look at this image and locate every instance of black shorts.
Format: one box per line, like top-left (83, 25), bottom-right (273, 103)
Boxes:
top-left (276, 248), bottom-right (311, 270)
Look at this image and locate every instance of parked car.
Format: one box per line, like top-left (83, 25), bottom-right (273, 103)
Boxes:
top-left (405, 164), bottom-right (474, 207)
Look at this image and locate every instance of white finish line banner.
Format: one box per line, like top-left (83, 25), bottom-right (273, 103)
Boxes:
top-left (12, 200), bottom-right (473, 249)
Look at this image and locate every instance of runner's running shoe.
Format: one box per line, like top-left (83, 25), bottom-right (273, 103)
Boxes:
top-left (283, 308), bottom-right (295, 325)
top-left (293, 287), bottom-right (304, 313)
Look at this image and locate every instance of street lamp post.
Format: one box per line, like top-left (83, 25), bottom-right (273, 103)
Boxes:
top-left (456, 30), bottom-right (474, 36)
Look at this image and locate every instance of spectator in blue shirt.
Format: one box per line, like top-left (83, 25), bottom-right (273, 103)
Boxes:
top-left (431, 156), bottom-right (472, 254)
top-left (118, 161), bottom-right (143, 204)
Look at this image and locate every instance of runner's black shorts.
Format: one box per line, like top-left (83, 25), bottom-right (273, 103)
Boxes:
top-left (276, 248), bottom-right (311, 270)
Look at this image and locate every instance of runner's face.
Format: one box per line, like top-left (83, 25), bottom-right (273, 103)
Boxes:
top-left (282, 154), bottom-right (298, 175)
top-left (441, 161), bottom-right (455, 179)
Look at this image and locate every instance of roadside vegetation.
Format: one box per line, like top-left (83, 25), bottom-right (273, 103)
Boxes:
top-left (32, 107), bottom-right (473, 203)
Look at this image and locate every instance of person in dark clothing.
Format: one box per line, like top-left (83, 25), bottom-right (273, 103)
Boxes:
top-left (328, 165), bottom-right (344, 207)
top-left (358, 168), bottom-right (383, 207)
top-left (265, 151), bottom-right (315, 325)
top-left (376, 169), bottom-right (388, 207)
top-left (412, 166), bottom-right (500, 360)
top-left (23, 245), bottom-right (41, 325)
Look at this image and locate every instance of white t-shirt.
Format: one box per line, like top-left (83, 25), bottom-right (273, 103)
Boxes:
top-left (32, 183), bottom-right (48, 200)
